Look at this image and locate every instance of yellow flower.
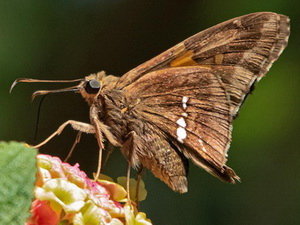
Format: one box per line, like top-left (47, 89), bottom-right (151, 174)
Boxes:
top-left (35, 179), bottom-right (86, 213)
top-left (117, 177), bottom-right (147, 202)
top-left (124, 204), bottom-right (152, 225)
top-left (73, 200), bottom-right (123, 225)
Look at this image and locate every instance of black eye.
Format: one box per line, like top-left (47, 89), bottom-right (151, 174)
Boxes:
top-left (85, 79), bottom-right (101, 94)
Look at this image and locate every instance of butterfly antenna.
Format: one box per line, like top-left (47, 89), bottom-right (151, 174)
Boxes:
top-left (34, 94), bottom-right (47, 141)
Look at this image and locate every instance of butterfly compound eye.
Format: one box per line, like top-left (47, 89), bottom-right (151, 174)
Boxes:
top-left (85, 79), bottom-right (101, 94)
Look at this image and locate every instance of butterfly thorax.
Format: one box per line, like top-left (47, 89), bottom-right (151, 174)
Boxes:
top-left (96, 88), bottom-right (134, 143)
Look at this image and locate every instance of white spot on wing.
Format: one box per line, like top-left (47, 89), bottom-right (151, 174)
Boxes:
top-left (176, 117), bottom-right (186, 127)
top-left (182, 96), bottom-right (189, 109)
top-left (182, 96), bottom-right (188, 103)
top-left (198, 138), bottom-right (207, 153)
top-left (182, 112), bottom-right (188, 117)
top-left (177, 127), bottom-right (187, 143)
top-left (232, 19), bottom-right (241, 26)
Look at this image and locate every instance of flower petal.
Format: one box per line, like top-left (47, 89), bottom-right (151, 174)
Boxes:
top-left (97, 179), bottom-right (127, 202)
top-left (26, 200), bottom-right (60, 225)
top-left (35, 179), bottom-right (86, 213)
top-left (73, 201), bottom-right (111, 225)
top-left (117, 177), bottom-right (147, 202)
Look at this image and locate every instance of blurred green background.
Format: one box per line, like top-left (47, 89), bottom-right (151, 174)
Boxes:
top-left (1, 0), bottom-right (299, 224)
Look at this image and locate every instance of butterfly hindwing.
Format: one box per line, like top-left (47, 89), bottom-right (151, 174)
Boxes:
top-left (123, 67), bottom-right (240, 184)
top-left (121, 125), bottom-right (189, 193)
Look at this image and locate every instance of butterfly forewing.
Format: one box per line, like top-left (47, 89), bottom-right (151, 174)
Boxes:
top-left (113, 12), bottom-right (289, 190)
top-left (117, 12), bottom-right (290, 117)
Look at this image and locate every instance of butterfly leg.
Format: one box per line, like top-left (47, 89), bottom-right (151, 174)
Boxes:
top-left (135, 166), bottom-right (143, 208)
top-left (120, 131), bottom-right (140, 203)
top-left (64, 131), bottom-right (82, 162)
top-left (126, 159), bottom-right (132, 203)
top-left (102, 142), bottom-right (114, 169)
top-left (89, 105), bottom-right (121, 181)
top-left (34, 120), bottom-right (96, 148)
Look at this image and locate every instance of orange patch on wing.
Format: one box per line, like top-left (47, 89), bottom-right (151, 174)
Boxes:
top-left (170, 50), bottom-right (198, 67)
top-left (214, 54), bottom-right (224, 64)
top-left (121, 107), bottom-right (128, 114)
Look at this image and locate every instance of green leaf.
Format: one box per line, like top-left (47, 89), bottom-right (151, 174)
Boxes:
top-left (0, 141), bottom-right (37, 224)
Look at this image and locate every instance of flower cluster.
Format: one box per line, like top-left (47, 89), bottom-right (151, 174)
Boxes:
top-left (26, 154), bottom-right (151, 225)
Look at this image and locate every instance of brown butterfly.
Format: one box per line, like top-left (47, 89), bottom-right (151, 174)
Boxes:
top-left (11, 12), bottom-right (290, 193)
